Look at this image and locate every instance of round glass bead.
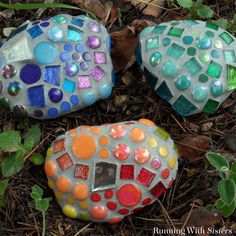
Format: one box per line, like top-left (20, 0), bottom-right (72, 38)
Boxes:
top-left (64, 43), bottom-right (73, 52)
top-left (80, 62), bottom-right (89, 71)
top-left (88, 21), bottom-right (101, 33)
top-left (205, 31), bottom-right (214, 37)
top-left (199, 74), bottom-right (209, 83)
top-left (7, 81), bottom-right (22, 96)
top-left (175, 75), bottom-right (191, 90)
top-left (83, 52), bottom-right (92, 61)
top-left (196, 36), bottom-right (212, 49)
top-left (162, 37), bottom-right (171, 46)
top-left (192, 86), bottom-right (208, 102)
top-left (215, 39), bottom-right (223, 49)
top-left (48, 26), bottom-right (64, 42)
top-left (60, 52), bottom-right (70, 62)
top-left (183, 36), bottom-right (193, 44)
top-left (1, 64), bottom-right (17, 79)
top-left (53, 15), bottom-right (67, 24)
top-left (72, 53), bottom-right (82, 62)
top-left (199, 52), bottom-right (210, 63)
top-left (211, 50), bottom-right (220, 59)
top-left (75, 43), bottom-right (84, 53)
top-left (149, 52), bottom-right (162, 67)
top-left (65, 62), bottom-right (79, 77)
top-left (161, 60), bottom-right (179, 78)
top-left (48, 88), bottom-right (63, 103)
top-left (187, 47), bottom-right (196, 56)
top-left (210, 80), bottom-right (223, 97)
top-left (87, 36), bottom-right (101, 49)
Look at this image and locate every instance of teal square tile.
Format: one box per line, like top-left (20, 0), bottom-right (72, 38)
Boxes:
top-left (166, 43), bottom-right (185, 59)
top-left (183, 57), bottom-right (202, 75)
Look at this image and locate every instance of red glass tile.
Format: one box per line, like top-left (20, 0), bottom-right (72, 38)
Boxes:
top-left (149, 182), bottom-right (166, 198)
top-left (107, 201), bottom-right (117, 210)
top-left (56, 153), bottom-right (73, 170)
top-left (53, 139), bottom-right (65, 153)
top-left (136, 167), bottom-right (155, 187)
top-left (90, 193), bottom-right (102, 202)
top-left (74, 164), bottom-right (89, 180)
top-left (120, 165), bottom-right (134, 179)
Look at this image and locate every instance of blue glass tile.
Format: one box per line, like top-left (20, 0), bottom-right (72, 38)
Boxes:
top-left (60, 101), bottom-right (71, 112)
top-left (71, 17), bottom-right (84, 27)
top-left (70, 95), bottom-right (79, 105)
top-left (173, 95), bottom-right (197, 116)
top-left (67, 26), bottom-right (84, 41)
top-left (144, 67), bottom-right (158, 88)
top-left (156, 81), bottom-right (173, 101)
top-left (183, 57), bottom-right (202, 75)
top-left (27, 85), bottom-right (45, 107)
top-left (44, 65), bottom-right (61, 86)
top-left (135, 42), bottom-right (143, 66)
top-left (27, 25), bottom-right (44, 39)
top-left (63, 78), bottom-right (76, 93)
top-left (7, 24), bottom-right (28, 41)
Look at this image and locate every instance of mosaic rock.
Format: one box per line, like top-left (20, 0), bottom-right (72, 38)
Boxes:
top-left (44, 119), bottom-right (178, 223)
top-left (136, 20), bottom-right (236, 116)
top-left (0, 14), bottom-right (114, 119)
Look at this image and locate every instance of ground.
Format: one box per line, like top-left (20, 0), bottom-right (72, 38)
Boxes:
top-left (0, 0), bottom-right (236, 235)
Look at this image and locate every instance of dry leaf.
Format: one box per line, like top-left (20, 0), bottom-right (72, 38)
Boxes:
top-left (178, 135), bottom-right (211, 161)
top-left (3, 27), bottom-right (16, 37)
top-left (201, 122), bottom-right (213, 132)
top-left (123, 0), bottom-right (165, 18)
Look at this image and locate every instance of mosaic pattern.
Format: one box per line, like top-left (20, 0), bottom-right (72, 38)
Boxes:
top-left (44, 119), bottom-right (178, 223)
top-left (136, 20), bottom-right (236, 116)
top-left (0, 14), bottom-right (113, 119)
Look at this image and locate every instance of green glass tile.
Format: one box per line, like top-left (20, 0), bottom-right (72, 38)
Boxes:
top-left (227, 64), bottom-right (236, 90)
top-left (166, 43), bottom-right (185, 59)
top-left (145, 37), bottom-right (159, 51)
top-left (219, 32), bottom-right (234, 45)
top-left (183, 57), bottom-right (202, 75)
top-left (167, 27), bottom-right (184, 37)
top-left (172, 95), bottom-right (197, 116)
top-left (206, 22), bottom-right (219, 31)
top-left (187, 47), bottom-right (196, 56)
top-left (152, 25), bottom-right (167, 34)
top-left (183, 20), bottom-right (199, 26)
top-left (207, 61), bottom-right (222, 78)
top-left (224, 50), bottom-right (236, 63)
top-left (203, 99), bottom-right (219, 114)
top-left (155, 127), bottom-right (170, 141)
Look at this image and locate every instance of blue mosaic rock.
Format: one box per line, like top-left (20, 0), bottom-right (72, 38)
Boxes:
top-left (136, 20), bottom-right (236, 116)
top-left (0, 14), bottom-right (114, 119)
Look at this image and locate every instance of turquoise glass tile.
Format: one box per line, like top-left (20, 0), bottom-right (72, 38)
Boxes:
top-left (220, 32), bottom-right (234, 45)
top-left (173, 95), bottom-right (197, 116)
top-left (166, 43), bottom-right (185, 59)
top-left (224, 50), bottom-right (236, 63)
top-left (152, 25), bottom-right (167, 34)
top-left (145, 37), bottom-right (159, 51)
top-left (183, 57), bottom-right (202, 75)
top-left (67, 26), bottom-right (84, 41)
top-left (156, 81), bottom-right (173, 101)
top-left (63, 78), bottom-right (76, 93)
top-left (183, 20), bottom-right (199, 26)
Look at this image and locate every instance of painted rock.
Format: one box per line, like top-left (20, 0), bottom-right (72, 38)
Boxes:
top-left (0, 14), bottom-right (114, 119)
top-left (44, 119), bottom-right (178, 223)
top-left (136, 20), bottom-right (236, 116)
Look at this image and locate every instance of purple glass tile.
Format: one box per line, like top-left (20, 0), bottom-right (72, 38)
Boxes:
top-left (94, 52), bottom-right (106, 64)
top-left (78, 75), bottom-right (92, 89)
top-left (91, 66), bottom-right (105, 81)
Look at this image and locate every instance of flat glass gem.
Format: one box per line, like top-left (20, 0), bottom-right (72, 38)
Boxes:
top-left (53, 15), bottom-right (67, 24)
top-left (205, 30), bottom-right (215, 37)
top-left (214, 39), bottom-right (223, 49)
top-left (183, 57), bottom-right (202, 75)
top-left (196, 36), bottom-right (212, 49)
top-left (99, 84), bottom-right (112, 99)
top-left (224, 50), bottom-right (236, 63)
top-left (34, 41), bottom-right (58, 64)
top-left (192, 86), bottom-right (208, 102)
top-left (88, 21), bottom-right (101, 33)
top-left (145, 37), bottom-right (159, 51)
top-left (48, 88), bottom-right (63, 103)
top-left (162, 38), bottom-right (171, 46)
top-left (91, 66), bottom-right (105, 81)
top-left (78, 75), bottom-right (92, 89)
top-left (113, 144), bottom-right (130, 160)
top-left (167, 27), bottom-right (184, 37)
top-left (134, 147), bottom-right (150, 164)
top-left (183, 35), bottom-right (193, 44)
top-left (203, 99), bottom-right (220, 114)
top-left (220, 32), bottom-right (234, 45)
top-left (187, 47), bottom-right (196, 56)
top-left (70, 95), bottom-right (79, 105)
top-left (83, 52), bottom-right (92, 61)
top-left (207, 61), bottom-right (222, 78)
top-left (20, 64), bottom-right (41, 84)
top-left (75, 43), bottom-right (84, 53)
top-left (87, 35), bottom-right (101, 49)
top-left (72, 53), bottom-right (82, 62)
top-left (44, 65), bottom-right (61, 86)
top-left (7, 81), bottom-right (22, 96)
top-left (199, 74), bottom-right (209, 83)
top-left (199, 52), bottom-right (210, 63)
top-left (63, 78), bottom-right (76, 93)
top-left (65, 62), bottom-right (79, 77)
top-left (166, 43), bottom-right (185, 59)
top-left (210, 80), bottom-right (223, 96)
top-left (67, 26), bottom-right (84, 41)
top-left (61, 101), bottom-right (71, 112)
top-left (48, 26), bottom-right (64, 42)
top-left (211, 50), bottom-right (220, 59)
top-left (1, 64), bottom-right (17, 79)
top-left (64, 43), bottom-right (73, 52)
top-left (82, 92), bottom-right (96, 105)
top-left (161, 60), bottom-right (179, 77)
top-left (227, 64), bottom-right (236, 90)
top-left (27, 85), bottom-right (45, 107)
top-left (175, 75), bottom-right (191, 90)
top-left (149, 52), bottom-right (162, 67)
top-left (80, 62), bottom-right (89, 71)
top-left (60, 52), bottom-right (70, 62)
top-left (151, 158), bottom-right (161, 169)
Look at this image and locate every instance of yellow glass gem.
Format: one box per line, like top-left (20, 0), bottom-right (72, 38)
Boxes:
top-left (46, 147), bottom-right (53, 158)
top-left (79, 201), bottom-right (89, 210)
top-left (48, 180), bottom-right (55, 189)
top-left (148, 137), bottom-right (157, 148)
top-left (66, 196), bottom-right (75, 204)
top-left (168, 157), bottom-right (177, 168)
top-left (63, 205), bottom-right (78, 219)
top-left (80, 214), bottom-right (90, 221)
top-left (55, 191), bottom-right (64, 201)
top-left (159, 146), bottom-right (169, 157)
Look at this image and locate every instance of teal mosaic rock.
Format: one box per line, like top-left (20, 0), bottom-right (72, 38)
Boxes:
top-left (0, 14), bottom-right (114, 119)
top-left (136, 20), bottom-right (236, 116)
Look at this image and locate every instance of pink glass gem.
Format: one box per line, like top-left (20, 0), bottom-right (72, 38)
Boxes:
top-left (151, 158), bottom-right (161, 169)
top-left (78, 75), bottom-right (92, 89)
top-left (134, 147), bottom-right (150, 164)
top-left (91, 66), bottom-right (105, 81)
top-left (109, 124), bottom-right (125, 139)
top-left (136, 167), bottom-right (156, 187)
top-left (161, 168), bottom-right (170, 179)
top-left (94, 52), bottom-right (106, 64)
top-left (120, 165), bottom-right (134, 179)
top-left (88, 21), bottom-right (101, 33)
top-left (113, 144), bottom-right (130, 160)
top-left (87, 35), bottom-right (101, 49)
top-left (149, 182), bottom-right (166, 198)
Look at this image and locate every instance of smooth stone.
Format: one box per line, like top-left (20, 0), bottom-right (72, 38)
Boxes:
top-left (0, 14), bottom-right (114, 119)
top-left (136, 20), bottom-right (236, 116)
top-left (44, 119), bottom-right (178, 223)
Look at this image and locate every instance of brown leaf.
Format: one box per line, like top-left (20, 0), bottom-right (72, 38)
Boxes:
top-left (178, 135), bottom-right (211, 161)
top-left (123, 0), bottom-right (165, 18)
